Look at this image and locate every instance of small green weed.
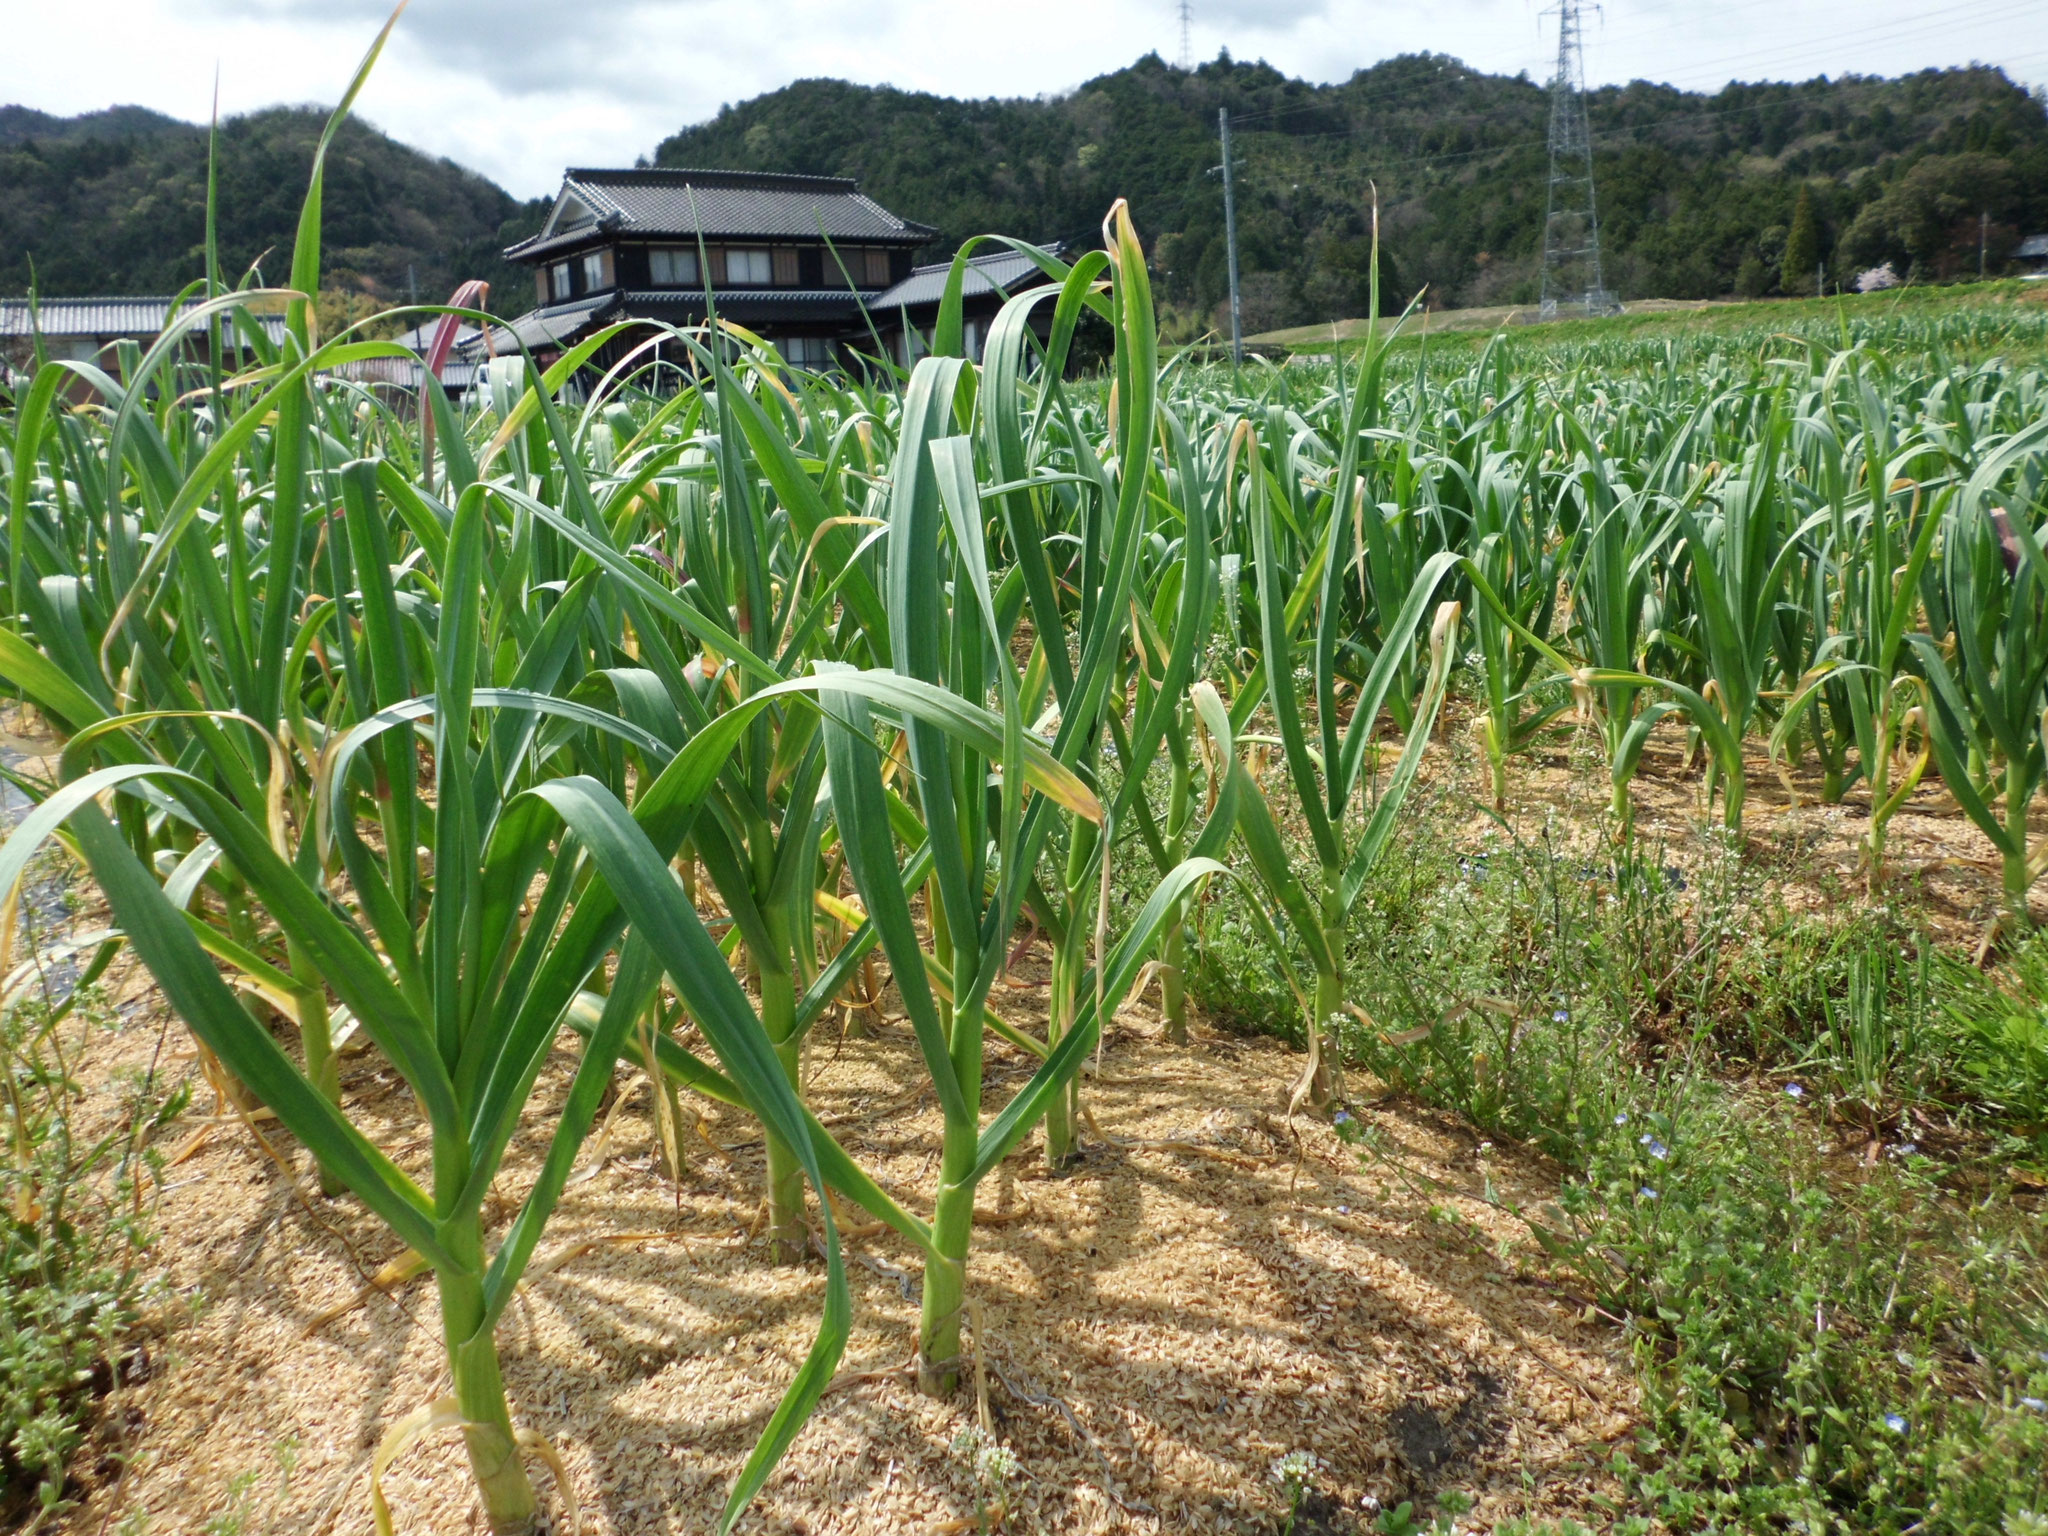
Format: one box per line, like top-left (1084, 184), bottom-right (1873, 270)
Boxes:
top-left (1556, 1089), bottom-right (2048, 1534)
top-left (0, 978), bottom-right (181, 1519)
top-left (1942, 933), bottom-right (2048, 1153)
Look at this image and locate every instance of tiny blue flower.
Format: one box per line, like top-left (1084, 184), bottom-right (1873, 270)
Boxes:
top-left (1892, 1141), bottom-right (1918, 1157)
top-left (1639, 1186), bottom-right (1658, 1200)
top-left (1786, 1083), bottom-right (1805, 1099)
top-left (1640, 1134), bottom-right (1670, 1160)
top-left (1337, 1204), bottom-right (1351, 1215)
top-left (1614, 1111), bottom-right (1629, 1125)
top-left (1884, 1414), bottom-right (1908, 1434)
top-left (1553, 1008), bottom-right (1570, 1023)
top-left (2020, 1397), bottom-right (2048, 1412)
top-left (1332, 1110), bottom-right (1352, 1124)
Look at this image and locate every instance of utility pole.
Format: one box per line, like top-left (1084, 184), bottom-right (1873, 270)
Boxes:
top-left (1219, 108), bottom-right (1243, 364)
top-left (1539, 0), bottom-right (1619, 319)
top-left (1177, 0), bottom-right (1193, 71)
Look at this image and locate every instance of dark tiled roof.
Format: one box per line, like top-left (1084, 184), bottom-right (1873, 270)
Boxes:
top-left (869, 246), bottom-right (1060, 312)
top-left (470, 284), bottom-right (898, 358)
top-left (617, 288), bottom-right (881, 317)
top-left (470, 293), bottom-right (620, 356)
top-left (506, 167), bottom-right (935, 261)
top-left (2018, 234), bottom-right (2048, 259)
top-left (0, 295), bottom-right (289, 343)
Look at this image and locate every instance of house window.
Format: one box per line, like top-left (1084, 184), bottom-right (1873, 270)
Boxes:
top-left (550, 262), bottom-right (572, 301)
top-left (725, 248), bottom-right (772, 285)
top-left (778, 336), bottom-right (831, 368)
top-left (772, 248), bottom-right (800, 286)
top-left (864, 249), bottom-right (892, 287)
top-left (582, 250), bottom-right (607, 291)
top-left (649, 247), bottom-right (699, 286)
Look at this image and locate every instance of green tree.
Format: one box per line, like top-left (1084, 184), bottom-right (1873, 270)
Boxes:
top-left (1784, 184), bottom-right (1820, 295)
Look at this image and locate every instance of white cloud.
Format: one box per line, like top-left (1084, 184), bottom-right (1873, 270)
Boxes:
top-left (3, 0), bottom-right (2042, 196)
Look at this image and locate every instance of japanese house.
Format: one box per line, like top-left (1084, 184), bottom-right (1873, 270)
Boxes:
top-left (486, 167), bottom-right (1059, 374)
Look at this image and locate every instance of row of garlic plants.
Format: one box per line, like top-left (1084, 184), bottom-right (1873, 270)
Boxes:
top-left (1186, 326), bottom-right (2048, 917)
top-left (4, 28), bottom-right (2048, 1528)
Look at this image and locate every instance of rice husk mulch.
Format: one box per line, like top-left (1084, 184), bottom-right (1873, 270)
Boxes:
top-left (55, 985), bottom-right (1635, 1536)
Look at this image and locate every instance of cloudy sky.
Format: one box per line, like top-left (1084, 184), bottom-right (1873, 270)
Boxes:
top-left (5, 0), bottom-right (2044, 197)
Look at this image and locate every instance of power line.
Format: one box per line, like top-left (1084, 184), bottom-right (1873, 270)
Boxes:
top-left (1550, 0), bottom-right (2035, 68)
top-left (1219, 63), bottom-right (2028, 169)
top-left (1640, 0), bottom-right (2043, 91)
top-left (1221, 0), bottom-right (2038, 132)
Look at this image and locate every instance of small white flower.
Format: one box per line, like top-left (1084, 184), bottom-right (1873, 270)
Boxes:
top-left (1271, 1450), bottom-right (1321, 1488)
top-left (975, 1443), bottom-right (1020, 1483)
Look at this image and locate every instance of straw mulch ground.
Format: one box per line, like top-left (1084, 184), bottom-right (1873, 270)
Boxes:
top-left (54, 983), bottom-right (1635, 1536)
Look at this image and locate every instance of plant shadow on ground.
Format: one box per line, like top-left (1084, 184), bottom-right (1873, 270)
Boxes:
top-left (49, 974), bottom-right (1639, 1535)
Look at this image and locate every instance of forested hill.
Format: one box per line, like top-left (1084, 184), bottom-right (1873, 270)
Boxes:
top-left (9, 54), bottom-right (2045, 335)
top-left (656, 53), bottom-right (2048, 333)
top-left (0, 106), bottom-right (548, 314)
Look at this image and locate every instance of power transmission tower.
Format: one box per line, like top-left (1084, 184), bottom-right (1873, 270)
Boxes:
top-left (1539, 0), bottom-right (1620, 319)
top-left (1177, 0), bottom-right (1193, 70)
